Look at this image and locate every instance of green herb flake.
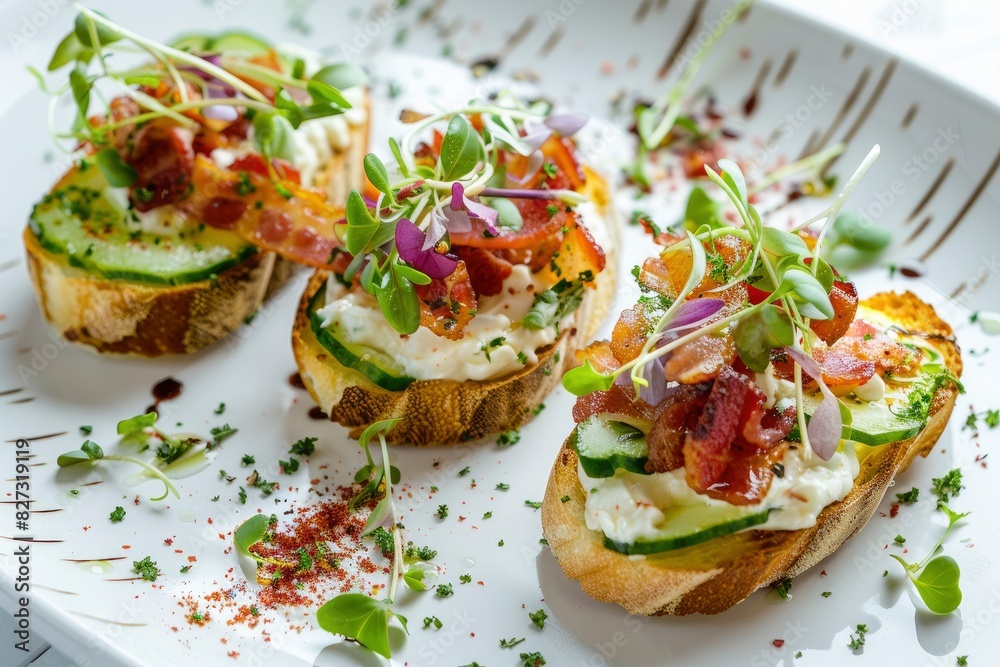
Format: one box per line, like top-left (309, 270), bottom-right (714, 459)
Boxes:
top-left (290, 436), bottom-right (317, 456)
top-left (423, 616), bottom-right (443, 629)
top-left (214, 403), bottom-right (226, 415)
top-left (821, 591), bottom-right (832, 598)
top-left (773, 578), bottom-right (793, 600)
top-left (280, 457), bottom-right (300, 474)
top-left (501, 636), bottom-right (526, 648)
top-left (524, 500), bottom-right (542, 510)
top-left (133, 556), bottom-right (161, 582)
top-left (241, 454), bottom-right (255, 466)
top-left (80, 425), bottom-right (93, 434)
top-left (497, 430), bottom-right (521, 447)
top-left (483, 511), bottom-right (493, 519)
top-left (894, 534), bottom-right (907, 545)
top-left (529, 608), bottom-right (548, 629)
top-left (520, 651), bottom-right (546, 667)
top-left (109, 506), bottom-right (126, 523)
top-left (496, 482), bottom-right (510, 491)
top-left (896, 487), bottom-right (920, 504)
top-left (435, 583), bottom-right (453, 597)
top-left (459, 573), bottom-right (472, 584)
top-left (848, 623), bottom-right (867, 651)
top-left (931, 469), bottom-right (964, 505)
top-left (458, 466), bottom-right (470, 477)
top-left (436, 504), bottom-right (449, 520)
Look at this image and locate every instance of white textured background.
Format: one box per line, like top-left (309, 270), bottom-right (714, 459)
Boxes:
top-left (1, 0), bottom-right (998, 665)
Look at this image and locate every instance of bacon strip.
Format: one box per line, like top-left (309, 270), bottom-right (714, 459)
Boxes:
top-left (645, 383), bottom-right (711, 473)
top-left (127, 119), bottom-right (195, 212)
top-left (415, 261), bottom-right (477, 339)
top-left (183, 155), bottom-right (343, 268)
top-left (452, 247), bottom-right (513, 298)
top-left (810, 280), bottom-right (859, 345)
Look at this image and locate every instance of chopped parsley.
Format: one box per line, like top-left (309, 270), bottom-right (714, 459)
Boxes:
top-left (520, 651), bottom-right (546, 666)
top-left (458, 466), bottom-right (470, 477)
top-left (133, 556), bottom-right (160, 582)
top-left (290, 437), bottom-right (317, 456)
top-left (371, 527), bottom-right (394, 556)
top-left (211, 495), bottom-right (219, 502)
top-left (517, 351), bottom-right (529, 365)
top-left (529, 608), bottom-right (548, 629)
top-left (894, 534), bottom-right (906, 545)
top-left (209, 423), bottom-right (238, 447)
top-left (459, 573), bottom-right (472, 584)
top-left (241, 454), bottom-right (256, 466)
top-left (496, 482), bottom-right (510, 490)
top-left (214, 403), bottom-right (226, 415)
top-left (542, 162), bottom-right (558, 178)
top-left (423, 616), bottom-right (443, 629)
top-left (560, 495), bottom-right (571, 503)
top-left (238, 487), bottom-right (247, 505)
top-left (481, 336), bottom-right (506, 362)
top-left (280, 457), bottom-right (299, 474)
top-left (987, 409), bottom-right (1000, 428)
top-left (435, 583), bottom-right (454, 597)
top-left (532, 403), bottom-right (546, 416)
top-left (821, 591), bottom-right (832, 598)
top-left (190, 611), bottom-right (205, 622)
top-left (957, 656), bottom-right (968, 666)
top-left (931, 469), bottom-right (964, 505)
top-left (894, 367), bottom-right (964, 422)
top-left (545, 204), bottom-right (559, 217)
top-left (180, 565), bottom-right (190, 574)
top-left (498, 539), bottom-right (505, 547)
top-left (295, 547), bottom-right (313, 571)
top-left (497, 430), bottom-right (521, 447)
top-left (501, 637), bottom-right (526, 648)
top-left (896, 487), bottom-right (920, 504)
top-left (109, 506), bottom-right (126, 523)
top-left (848, 623), bottom-right (867, 650)
top-left (436, 504), bottom-right (449, 519)
top-left (404, 543), bottom-right (437, 561)
top-left (773, 578), bottom-right (793, 599)
top-left (79, 425), bottom-right (93, 435)
top-left (524, 500), bottom-right (542, 509)
top-left (483, 511), bottom-right (493, 519)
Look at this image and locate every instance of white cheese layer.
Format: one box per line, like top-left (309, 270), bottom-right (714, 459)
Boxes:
top-left (581, 444), bottom-right (860, 545)
top-left (316, 203), bottom-right (612, 382)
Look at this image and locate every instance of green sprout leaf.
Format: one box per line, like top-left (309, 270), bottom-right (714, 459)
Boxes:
top-left (57, 439), bottom-right (104, 467)
top-left (778, 267), bottom-right (834, 320)
top-left (718, 158), bottom-right (747, 207)
top-left (912, 556), bottom-right (963, 615)
top-left (117, 412), bottom-right (158, 436)
top-left (561, 359), bottom-right (615, 397)
top-left (733, 305), bottom-right (794, 373)
top-left (316, 594), bottom-right (400, 659)
top-left (364, 153), bottom-right (393, 199)
top-left (234, 514), bottom-right (270, 562)
top-left (48, 32), bottom-right (89, 71)
top-left (439, 114), bottom-right (483, 180)
top-left (760, 227), bottom-right (811, 260)
top-left (311, 62), bottom-right (366, 92)
top-left (361, 497), bottom-right (390, 537)
top-left (73, 11), bottom-right (122, 48)
top-left (484, 196), bottom-right (524, 231)
top-left (344, 190), bottom-right (394, 256)
top-left (375, 264), bottom-right (421, 335)
top-left (403, 566), bottom-right (428, 591)
top-left (830, 213), bottom-right (892, 252)
top-left (682, 187), bottom-right (725, 232)
top-left (359, 419), bottom-right (402, 450)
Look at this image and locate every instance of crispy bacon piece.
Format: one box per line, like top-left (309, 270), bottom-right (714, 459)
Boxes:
top-left (127, 119), bottom-right (195, 212)
top-left (415, 261), bottom-right (477, 340)
top-left (452, 247), bottom-right (513, 297)
top-left (683, 367), bottom-right (763, 493)
top-left (228, 154), bottom-right (301, 185)
top-left (574, 340), bottom-right (620, 374)
top-left (742, 405), bottom-right (796, 449)
top-left (705, 440), bottom-right (788, 505)
top-left (645, 383), bottom-right (711, 473)
top-left (449, 199), bottom-right (569, 250)
top-left (183, 155), bottom-right (342, 267)
top-left (572, 385), bottom-right (651, 424)
top-left (663, 332), bottom-right (737, 385)
top-left (810, 280), bottom-right (859, 345)
top-left (676, 140), bottom-right (726, 179)
top-left (535, 219), bottom-right (606, 285)
top-left (830, 319), bottom-right (920, 375)
top-left (771, 347), bottom-right (876, 387)
top-left (104, 96), bottom-right (141, 155)
top-left (611, 304), bottom-right (657, 365)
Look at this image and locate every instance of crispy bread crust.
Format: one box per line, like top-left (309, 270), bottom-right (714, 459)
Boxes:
top-left (541, 291), bottom-right (961, 615)
top-left (291, 235), bottom-right (619, 446)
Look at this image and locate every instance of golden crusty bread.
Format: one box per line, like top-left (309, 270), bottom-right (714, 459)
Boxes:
top-left (541, 291), bottom-right (962, 616)
top-left (291, 225), bottom-right (620, 446)
top-left (23, 91), bottom-right (369, 357)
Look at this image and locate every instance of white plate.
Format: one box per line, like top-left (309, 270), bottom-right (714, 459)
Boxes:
top-left (1, 1), bottom-right (999, 666)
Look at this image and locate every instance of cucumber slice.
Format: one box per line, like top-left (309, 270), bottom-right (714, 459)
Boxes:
top-left (603, 503), bottom-right (774, 555)
top-left (307, 286), bottom-right (417, 392)
top-left (571, 415), bottom-right (650, 478)
top-left (29, 167), bottom-right (257, 285)
top-left (797, 393), bottom-right (923, 446)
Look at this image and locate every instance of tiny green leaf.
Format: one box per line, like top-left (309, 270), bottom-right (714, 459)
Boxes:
top-left (761, 227), bottom-right (811, 259)
top-left (484, 196), bottom-right (524, 231)
top-left (234, 514), bottom-right (270, 561)
top-left (831, 213), bottom-right (891, 252)
top-left (375, 264), bottom-right (421, 335)
top-left (361, 497), bottom-right (390, 537)
top-left (80, 440), bottom-right (104, 459)
top-left (561, 359), bottom-right (615, 397)
top-left (683, 187), bottom-right (725, 232)
top-left (363, 153), bottom-right (393, 198)
top-left (913, 556), bottom-right (963, 615)
top-left (358, 418), bottom-right (403, 450)
top-left (48, 32), bottom-right (88, 71)
top-left (73, 11), bottom-right (122, 48)
top-left (403, 566), bottom-right (428, 591)
top-left (316, 594), bottom-right (395, 659)
top-left (780, 267), bottom-right (834, 320)
top-left (117, 412), bottom-right (157, 436)
top-left (734, 305), bottom-right (794, 373)
top-left (439, 115), bottom-right (483, 180)
top-left (57, 450), bottom-right (92, 467)
top-left (311, 63), bottom-right (366, 91)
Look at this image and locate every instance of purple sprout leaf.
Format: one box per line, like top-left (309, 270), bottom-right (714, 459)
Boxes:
top-left (784, 346), bottom-right (843, 461)
top-left (395, 218), bottom-right (458, 280)
top-left (451, 182), bottom-right (499, 234)
top-left (544, 112), bottom-right (589, 137)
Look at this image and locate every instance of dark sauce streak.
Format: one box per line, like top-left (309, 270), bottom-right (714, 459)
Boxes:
top-left (5, 431), bottom-right (67, 443)
top-left (62, 556), bottom-right (128, 562)
top-left (834, 59), bottom-right (897, 148)
top-left (841, 43), bottom-right (854, 59)
top-left (537, 27), bottom-right (564, 58)
top-left (499, 15), bottom-right (537, 58)
top-left (900, 266), bottom-right (924, 278)
top-left (742, 59), bottom-right (772, 117)
top-left (289, 372), bottom-right (307, 389)
top-left (8, 397), bottom-right (35, 405)
top-left (308, 406), bottom-right (329, 420)
top-left (901, 102), bottom-right (919, 129)
top-left (903, 215), bottom-right (933, 246)
top-left (656, 0), bottom-right (707, 79)
top-left (798, 66), bottom-right (871, 160)
top-left (0, 388), bottom-right (23, 397)
top-left (920, 149), bottom-right (1000, 262)
top-left (905, 158), bottom-right (954, 224)
top-left (634, 0), bottom-right (653, 23)
top-left (774, 49), bottom-right (798, 87)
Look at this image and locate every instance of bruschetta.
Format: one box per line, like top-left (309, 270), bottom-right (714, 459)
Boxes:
top-left (293, 101), bottom-right (619, 445)
top-left (541, 157), bottom-right (962, 615)
top-left (25, 13), bottom-right (368, 356)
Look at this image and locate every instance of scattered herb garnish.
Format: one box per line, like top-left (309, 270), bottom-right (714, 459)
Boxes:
top-left (423, 616), bottom-right (443, 629)
top-left (241, 454), bottom-right (256, 466)
top-left (496, 482), bottom-right (510, 491)
top-left (896, 487), bottom-right (920, 504)
top-left (279, 457), bottom-right (299, 474)
top-left (524, 500), bottom-right (542, 510)
top-left (109, 506), bottom-right (125, 523)
top-left (460, 574), bottom-right (472, 584)
top-left (520, 651), bottom-right (546, 667)
top-left (529, 608), bottom-right (548, 629)
top-left (79, 425), bottom-right (92, 434)
top-left (435, 583), bottom-right (454, 597)
top-left (436, 504), bottom-right (449, 519)
top-left (214, 403), bottom-right (226, 415)
top-left (773, 578), bottom-right (793, 600)
top-left (132, 556), bottom-right (160, 582)
top-left (501, 637), bottom-right (526, 648)
top-left (848, 623), bottom-right (867, 651)
top-left (931, 469), bottom-right (964, 506)
top-left (290, 437), bottom-right (317, 456)
top-left (497, 430), bottom-right (521, 447)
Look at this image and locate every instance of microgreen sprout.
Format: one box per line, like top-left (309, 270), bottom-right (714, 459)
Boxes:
top-left (889, 503), bottom-right (969, 614)
top-left (57, 412), bottom-right (186, 500)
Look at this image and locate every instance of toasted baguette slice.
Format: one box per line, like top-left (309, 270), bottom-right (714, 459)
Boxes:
top-left (292, 234), bottom-right (619, 446)
top-left (24, 91), bottom-right (369, 356)
top-left (541, 291), bottom-right (961, 616)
